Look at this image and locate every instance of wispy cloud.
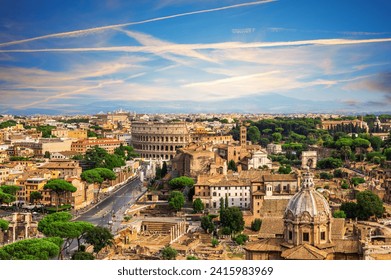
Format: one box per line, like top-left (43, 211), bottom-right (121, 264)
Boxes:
top-left (2, 37), bottom-right (390, 53)
top-left (183, 71), bottom-right (280, 88)
top-left (118, 29), bottom-right (217, 63)
top-left (0, 0), bottom-right (276, 48)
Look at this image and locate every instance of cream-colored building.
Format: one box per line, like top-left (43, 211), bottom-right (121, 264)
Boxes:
top-left (51, 128), bottom-right (87, 139)
top-left (12, 138), bottom-right (73, 157)
top-left (67, 177), bottom-right (95, 210)
top-left (0, 166), bottom-right (10, 184)
top-left (194, 170), bottom-right (271, 210)
top-left (38, 160), bottom-right (82, 179)
top-left (71, 138), bottom-right (123, 154)
top-left (247, 150), bottom-right (272, 170)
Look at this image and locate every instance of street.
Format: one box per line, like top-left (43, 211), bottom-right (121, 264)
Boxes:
top-left (65, 177), bottom-right (146, 256)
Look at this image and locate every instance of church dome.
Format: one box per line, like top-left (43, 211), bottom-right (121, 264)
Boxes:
top-left (284, 169), bottom-right (331, 220)
top-left (285, 188), bottom-right (331, 218)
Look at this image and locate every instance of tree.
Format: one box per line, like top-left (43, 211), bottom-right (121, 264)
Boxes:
top-left (333, 210), bottom-right (347, 218)
top-left (81, 169), bottom-right (103, 185)
top-left (317, 157), bottom-right (343, 169)
top-left (0, 190), bottom-right (15, 205)
top-left (201, 215), bottom-right (215, 233)
top-left (30, 191), bottom-right (43, 204)
top-left (81, 168), bottom-right (116, 202)
top-left (161, 245), bottom-right (177, 260)
top-left (233, 234), bottom-right (249, 245)
top-left (272, 132), bottom-right (282, 143)
top-left (186, 255), bottom-right (198, 260)
top-left (44, 151), bottom-right (51, 158)
top-left (278, 164), bottom-right (292, 174)
top-left (227, 160), bottom-right (237, 172)
top-left (320, 172), bottom-right (333, 180)
top-left (0, 237), bottom-right (63, 260)
top-left (43, 179), bottom-right (77, 212)
top-left (350, 177), bottom-right (365, 186)
top-left (356, 190), bottom-right (384, 220)
top-left (168, 176), bottom-right (194, 190)
top-left (38, 212), bottom-right (94, 257)
top-left (168, 191), bottom-right (185, 211)
top-left (353, 138), bottom-right (371, 149)
top-left (333, 169), bottom-right (343, 178)
top-left (84, 226), bottom-right (114, 254)
top-left (384, 148), bottom-right (391, 161)
top-left (101, 154), bottom-right (125, 170)
top-left (0, 185), bottom-right (20, 205)
top-left (340, 202), bottom-right (359, 218)
top-left (71, 251), bottom-right (95, 260)
top-left (0, 185), bottom-right (20, 196)
top-left (0, 120), bottom-right (17, 129)
top-left (211, 238), bottom-right (219, 247)
top-left (369, 136), bottom-right (382, 151)
top-left (0, 219), bottom-right (9, 231)
top-left (251, 218), bottom-right (262, 231)
top-left (84, 146), bottom-right (108, 169)
top-left (340, 191), bottom-right (384, 220)
top-left (192, 198), bottom-right (204, 213)
top-left (220, 207), bottom-right (244, 235)
top-left (247, 126), bottom-right (261, 144)
top-left (340, 146), bottom-right (352, 162)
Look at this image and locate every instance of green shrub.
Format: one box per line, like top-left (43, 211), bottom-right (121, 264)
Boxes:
top-left (251, 218), bottom-right (262, 231)
top-left (233, 234), bottom-right (249, 245)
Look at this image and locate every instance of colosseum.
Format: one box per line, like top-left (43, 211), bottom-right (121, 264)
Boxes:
top-left (131, 121), bottom-right (191, 160)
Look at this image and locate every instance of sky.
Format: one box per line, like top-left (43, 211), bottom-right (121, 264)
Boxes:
top-left (0, 0), bottom-right (390, 115)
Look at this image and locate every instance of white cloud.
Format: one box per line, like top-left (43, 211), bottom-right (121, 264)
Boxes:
top-left (0, 0), bottom-right (276, 48)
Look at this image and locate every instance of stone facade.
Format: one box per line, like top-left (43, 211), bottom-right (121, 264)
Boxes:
top-left (301, 151), bottom-right (317, 169)
top-left (131, 121), bottom-right (191, 160)
top-left (283, 170), bottom-right (332, 247)
top-left (320, 119), bottom-right (369, 132)
top-left (267, 143), bottom-right (282, 154)
top-left (251, 174), bottom-right (299, 218)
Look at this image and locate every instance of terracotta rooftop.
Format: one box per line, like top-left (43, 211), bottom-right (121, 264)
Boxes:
top-left (258, 218), bottom-right (284, 238)
top-left (244, 238), bottom-right (284, 252)
top-left (263, 174), bottom-right (297, 182)
top-left (281, 244), bottom-right (328, 260)
top-left (40, 161), bottom-right (80, 169)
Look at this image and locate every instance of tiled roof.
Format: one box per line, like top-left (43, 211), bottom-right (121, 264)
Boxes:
top-left (244, 238), bottom-right (284, 252)
top-left (281, 244), bottom-right (328, 260)
top-left (259, 218), bottom-right (284, 238)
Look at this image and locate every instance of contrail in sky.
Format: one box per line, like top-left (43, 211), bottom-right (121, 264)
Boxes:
top-left (1, 37), bottom-right (390, 53)
top-left (0, 0), bottom-right (276, 48)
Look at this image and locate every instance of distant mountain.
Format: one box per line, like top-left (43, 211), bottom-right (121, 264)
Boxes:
top-left (2, 93), bottom-right (388, 115)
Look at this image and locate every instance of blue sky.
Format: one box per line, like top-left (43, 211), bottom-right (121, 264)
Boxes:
top-left (0, 0), bottom-right (390, 115)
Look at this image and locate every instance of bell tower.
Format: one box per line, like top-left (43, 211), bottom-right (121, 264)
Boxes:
top-left (240, 125), bottom-right (247, 148)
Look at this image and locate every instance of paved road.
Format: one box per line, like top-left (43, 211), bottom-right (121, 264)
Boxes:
top-left (76, 177), bottom-right (145, 227)
top-left (65, 177), bottom-right (146, 256)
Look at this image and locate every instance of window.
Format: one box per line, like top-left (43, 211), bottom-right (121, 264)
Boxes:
top-left (303, 232), bottom-right (309, 242)
top-left (289, 231), bottom-right (293, 240)
top-left (321, 231), bottom-right (326, 240)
